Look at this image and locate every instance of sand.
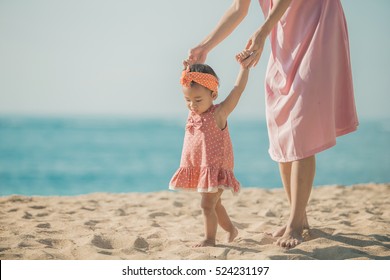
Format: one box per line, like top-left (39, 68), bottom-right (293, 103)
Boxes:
top-left (0, 183), bottom-right (389, 260)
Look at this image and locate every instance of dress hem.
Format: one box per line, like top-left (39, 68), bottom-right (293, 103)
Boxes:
top-left (169, 185), bottom-right (240, 195)
top-left (269, 124), bottom-right (359, 163)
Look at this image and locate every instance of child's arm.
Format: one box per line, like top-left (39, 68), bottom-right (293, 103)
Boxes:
top-left (215, 65), bottom-right (249, 129)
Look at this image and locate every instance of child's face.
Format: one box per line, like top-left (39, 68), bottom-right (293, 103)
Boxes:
top-left (182, 83), bottom-right (217, 115)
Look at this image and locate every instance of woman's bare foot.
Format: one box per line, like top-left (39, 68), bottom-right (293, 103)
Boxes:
top-left (193, 239), bottom-right (216, 248)
top-left (271, 215), bottom-right (310, 237)
top-left (227, 227), bottom-right (238, 243)
top-left (276, 227), bottom-right (303, 248)
top-left (271, 225), bottom-right (286, 238)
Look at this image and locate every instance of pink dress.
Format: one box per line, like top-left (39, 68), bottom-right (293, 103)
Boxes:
top-left (169, 104), bottom-right (240, 193)
top-left (259, 0), bottom-right (359, 162)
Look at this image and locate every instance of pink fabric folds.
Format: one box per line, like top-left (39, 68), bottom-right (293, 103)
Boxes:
top-left (258, 0), bottom-right (358, 162)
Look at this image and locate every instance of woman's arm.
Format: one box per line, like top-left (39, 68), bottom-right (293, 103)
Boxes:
top-left (188, 0), bottom-right (251, 64)
top-left (238, 0), bottom-right (292, 68)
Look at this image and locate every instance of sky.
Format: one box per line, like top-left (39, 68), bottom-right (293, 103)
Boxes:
top-left (0, 0), bottom-right (389, 119)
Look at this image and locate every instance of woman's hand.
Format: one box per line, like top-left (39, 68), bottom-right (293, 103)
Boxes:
top-left (236, 30), bottom-right (266, 68)
top-left (188, 45), bottom-right (208, 64)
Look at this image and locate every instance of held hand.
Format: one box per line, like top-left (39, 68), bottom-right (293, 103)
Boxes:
top-left (235, 50), bottom-right (252, 69)
top-left (182, 59), bottom-right (190, 70)
top-left (188, 45), bottom-right (208, 64)
top-left (236, 31), bottom-right (266, 68)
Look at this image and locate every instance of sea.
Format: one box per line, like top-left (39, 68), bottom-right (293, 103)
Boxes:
top-left (0, 116), bottom-right (389, 196)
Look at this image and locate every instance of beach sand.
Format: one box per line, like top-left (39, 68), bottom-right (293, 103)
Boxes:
top-left (0, 183), bottom-right (389, 260)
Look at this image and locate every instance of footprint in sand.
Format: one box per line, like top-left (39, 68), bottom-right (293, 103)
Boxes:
top-left (149, 212), bottom-right (169, 218)
top-left (241, 238), bottom-right (260, 245)
top-left (148, 232), bottom-right (162, 239)
top-left (339, 212), bottom-right (350, 217)
top-left (38, 239), bottom-right (55, 248)
top-left (91, 235), bottom-right (113, 250)
top-left (365, 207), bottom-right (383, 215)
top-left (98, 251), bottom-right (112, 255)
top-left (340, 220), bottom-right (352, 226)
top-left (81, 206), bottom-right (96, 211)
top-left (36, 223), bottom-right (51, 229)
top-left (22, 212), bottom-right (33, 219)
top-left (264, 209), bottom-right (277, 217)
top-left (133, 237), bottom-right (149, 251)
top-left (19, 234), bottom-right (36, 246)
top-left (8, 196), bottom-right (32, 203)
top-left (237, 203), bottom-right (247, 208)
top-left (84, 220), bottom-right (100, 226)
top-left (151, 221), bottom-right (161, 227)
top-left (215, 249), bottom-right (231, 260)
top-left (173, 201), bottom-right (183, 207)
top-left (29, 205), bottom-right (46, 210)
top-left (36, 213), bottom-right (49, 217)
top-left (18, 241), bottom-right (33, 248)
top-left (191, 210), bottom-right (202, 217)
top-left (115, 208), bottom-right (126, 216)
top-left (321, 207), bottom-right (332, 213)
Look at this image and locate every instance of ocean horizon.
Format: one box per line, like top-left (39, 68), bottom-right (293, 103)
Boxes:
top-left (0, 115), bottom-right (389, 196)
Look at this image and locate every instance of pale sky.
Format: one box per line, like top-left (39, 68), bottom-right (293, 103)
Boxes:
top-left (0, 0), bottom-right (389, 119)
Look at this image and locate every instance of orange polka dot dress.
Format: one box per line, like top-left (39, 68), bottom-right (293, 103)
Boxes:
top-left (169, 104), bottom-right (240, 194)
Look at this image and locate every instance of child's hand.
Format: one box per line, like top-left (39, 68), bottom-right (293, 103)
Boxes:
top-left (182, 59), bottom-right (191, 70)
top-left (236, 49), bottom-right (252, 69)
top-left (236, 49), bottom-right (252, 62)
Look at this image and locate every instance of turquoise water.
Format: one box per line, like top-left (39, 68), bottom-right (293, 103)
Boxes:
top-left (0, 116), bottom-right (389, 196)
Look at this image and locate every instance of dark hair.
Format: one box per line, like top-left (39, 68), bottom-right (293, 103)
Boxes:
top-left (188, 64), bottom-right (219, 87)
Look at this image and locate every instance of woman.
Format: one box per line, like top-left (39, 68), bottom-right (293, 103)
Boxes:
top-left (187, 0), bottom-right (358, 248)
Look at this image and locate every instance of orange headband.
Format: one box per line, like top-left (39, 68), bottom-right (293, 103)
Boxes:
top-left (180, 68), bottom-right (219, 92)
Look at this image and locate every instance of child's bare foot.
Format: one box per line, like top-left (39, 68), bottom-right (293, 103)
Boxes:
top-left (275, 227), bottom-right (303, 249)
top-left (227, 227), bottom-right (238, 243)
top-left (193, 239), bottom-right (216, 248)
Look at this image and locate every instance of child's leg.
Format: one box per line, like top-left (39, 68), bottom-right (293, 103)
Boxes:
top-left (272, 161), bottom-right (310, 237)
top-left (276, 155), bottom-right (315, 248)
top-left (194, 191), bottom-right (221, 247)
top-left (215, 191), bottom-right (238, 242)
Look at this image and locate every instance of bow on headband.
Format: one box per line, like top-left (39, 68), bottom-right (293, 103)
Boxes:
top-left (180, 68), bottom-right (219, 93)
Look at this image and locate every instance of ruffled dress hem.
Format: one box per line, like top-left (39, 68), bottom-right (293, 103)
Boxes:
top-left (169, 184), bottom-right (240, 195)
top-left (169, 166), bottom-right (240, 194)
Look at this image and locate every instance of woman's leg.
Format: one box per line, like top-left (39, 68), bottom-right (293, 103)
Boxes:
top-left (273, 161), bottom-right (310, 237)
top-left (272, 161), bottom-right (292, 237)
top-left (276, 155), bottom-right (315, 248)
